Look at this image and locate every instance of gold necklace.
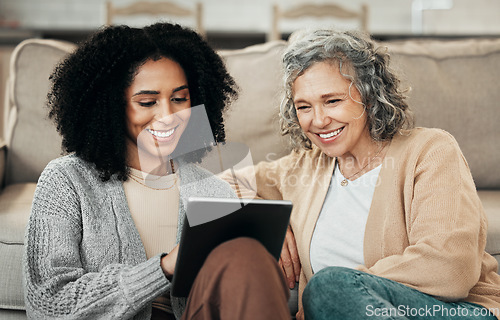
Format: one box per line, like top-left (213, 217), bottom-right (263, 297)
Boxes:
top-left (128, 173), bottom-right (178, 191)
top-left (128, 159), bottom-right (177, 190)
top-left (338, 144), bottom-right (385, 187)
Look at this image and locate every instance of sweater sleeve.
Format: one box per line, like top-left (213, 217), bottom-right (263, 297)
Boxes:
top-left (23, 163), bottom-right (169, 320)
top-left (357, 131), bottom-right (486, 301)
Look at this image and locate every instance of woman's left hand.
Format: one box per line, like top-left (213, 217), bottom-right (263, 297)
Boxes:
top-left (161, 244), bottom-right (179, 278)
top-left (279, 226), bottom-right (301, 289)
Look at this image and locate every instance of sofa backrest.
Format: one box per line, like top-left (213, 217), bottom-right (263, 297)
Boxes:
top-left (3, 39), bottom-right (292, 186)
top-left (221, 37), bottom-right (500, 189)
top-left (4, 37), bottom-right (499, 189)
top-left (384, 38), bottom-right (500, 189)
top-left (219, 41), bottom-right (292, 164)
top-left (4, 39), bottom-right (76, 185)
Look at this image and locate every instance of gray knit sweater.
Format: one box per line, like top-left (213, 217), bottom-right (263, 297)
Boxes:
top-left (23, 154), bottom-right (236, 320)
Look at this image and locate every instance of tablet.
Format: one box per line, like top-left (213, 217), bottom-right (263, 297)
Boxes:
top-left (171, 197), bottom-right (293, 297)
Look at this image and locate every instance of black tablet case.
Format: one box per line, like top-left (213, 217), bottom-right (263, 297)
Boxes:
top-left (171, 197), bottom-right (292, 297)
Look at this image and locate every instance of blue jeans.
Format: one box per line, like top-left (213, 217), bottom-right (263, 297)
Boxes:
top-left (302, 267), bottom-right (497, 320)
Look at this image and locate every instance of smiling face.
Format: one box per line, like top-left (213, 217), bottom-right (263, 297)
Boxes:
top-left (292, 61), bottom-right (373, 160)
top-left (125, 57), bottom-right (191, 171)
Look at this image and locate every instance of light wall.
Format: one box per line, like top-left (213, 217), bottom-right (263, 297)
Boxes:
top-left (1, 0), bottom-right (500, 36)
top-left (1, 0), bottom-right (500, 139)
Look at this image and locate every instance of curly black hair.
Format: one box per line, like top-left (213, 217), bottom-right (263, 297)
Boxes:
top-left (48, 22), bottom-right (238, 181)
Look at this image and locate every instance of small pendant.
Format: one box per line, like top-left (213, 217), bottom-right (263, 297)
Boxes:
top-left (341, 179), bottom-right (348, 187)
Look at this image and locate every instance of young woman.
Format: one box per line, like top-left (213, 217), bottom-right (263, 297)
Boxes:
top-left (23, 23), bottom-right (290, 320)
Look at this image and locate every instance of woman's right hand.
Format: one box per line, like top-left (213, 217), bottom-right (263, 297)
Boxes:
top-left (161, 245), bottom-right (179, 279)
top-left (279, 226), bottom-right (301, 289)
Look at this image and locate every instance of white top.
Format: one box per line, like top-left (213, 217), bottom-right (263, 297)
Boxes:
top-left (310, 162), bottom-right (382, 273)
top-left (123, 167), bottom-right (179, 259)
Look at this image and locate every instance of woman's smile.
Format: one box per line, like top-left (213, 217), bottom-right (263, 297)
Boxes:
top-left (316, 126), bottom-right (344, 141)
top-left (146, 126), bottom-right (177, 141)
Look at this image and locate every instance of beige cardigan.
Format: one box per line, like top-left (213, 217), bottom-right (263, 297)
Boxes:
top-left (228, 127), bottom-right (500, 315)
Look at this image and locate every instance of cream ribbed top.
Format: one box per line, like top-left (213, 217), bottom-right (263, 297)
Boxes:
top-left (123, 167), bottom-right (179, 258)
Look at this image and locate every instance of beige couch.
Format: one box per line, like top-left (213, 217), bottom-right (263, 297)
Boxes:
top-left (1, 36), bottom-right (500, 319)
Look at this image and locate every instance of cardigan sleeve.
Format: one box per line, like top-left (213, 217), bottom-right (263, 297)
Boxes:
top-left (357, 131), bottom-right (486, 301)
top-left (23, 163), bottom-right (169, 319)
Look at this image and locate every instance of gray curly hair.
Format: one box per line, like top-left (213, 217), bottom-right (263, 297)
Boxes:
top-left (280, 29), bottom-right (414, 150)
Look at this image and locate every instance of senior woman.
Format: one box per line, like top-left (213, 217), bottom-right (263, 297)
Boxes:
top-left (23, 22), bottom-right (290, 320)
top-left (226, 29), bottom-right (500, 319)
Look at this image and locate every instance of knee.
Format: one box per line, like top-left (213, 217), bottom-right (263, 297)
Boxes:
top-left (303, 267), bottom-right (384, 319)
top-left (308, 266), bottom-right (359, 288)
top-left (203, 237), bottom-right (286, 293)
top-left (303, 267), bottom-right (360, 303)
top-left (215, 237), bottom-right (264, 253)
top-left (207, 237), bottom-right (270, 270)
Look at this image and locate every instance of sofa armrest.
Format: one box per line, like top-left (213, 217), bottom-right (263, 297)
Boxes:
top-left (0, 139), bottom-right (6, 190)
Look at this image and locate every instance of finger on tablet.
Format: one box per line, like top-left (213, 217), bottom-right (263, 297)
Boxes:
top-left (280, 242), bottom-right (296, 288)
top-left (286, 228), bottom-right (301, 282)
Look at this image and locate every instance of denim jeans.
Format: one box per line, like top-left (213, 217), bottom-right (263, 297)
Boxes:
top-left (302, 267), bottom-right (497, 320)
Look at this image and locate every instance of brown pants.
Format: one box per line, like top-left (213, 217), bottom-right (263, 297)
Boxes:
top-left (181, 237), bottom-right (291, 320)
top-left (151, 308), bottom-right (176, 320)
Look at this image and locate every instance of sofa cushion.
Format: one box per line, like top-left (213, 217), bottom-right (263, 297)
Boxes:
top-left (219, 41), bottom-right (292, 165)
top-left (384, 38), bottom-right (500, 189)
top-left (0, 309), bottom-right (27, 320)
top-left (0, 183), bottom-right (36, 310)
top-left (480, 190), bottom-right (500, 266)
top-left (5, 39), bottom-right (75, 185)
